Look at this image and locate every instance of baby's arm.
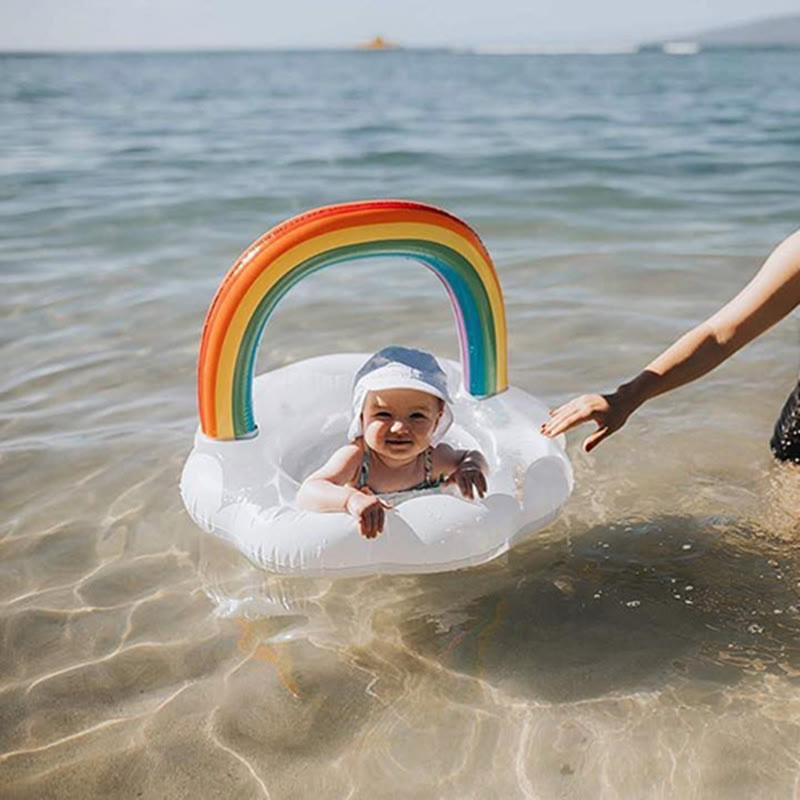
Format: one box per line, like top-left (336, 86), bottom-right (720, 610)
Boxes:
top-left (296, 444), bottom-right (388, 538)
top-left (296, 444), bottom-right (362, 512)
top-left (433, 444), bottom-right (489, 500)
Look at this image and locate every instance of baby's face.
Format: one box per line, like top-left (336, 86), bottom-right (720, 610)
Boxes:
top-left (362, 389), bottom-right (443, 461)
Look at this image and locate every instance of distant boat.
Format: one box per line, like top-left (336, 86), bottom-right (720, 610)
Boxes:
top-left (662, 41), bottom-right (701, 55)
top-left (357, 36), bottom-right (400, 50)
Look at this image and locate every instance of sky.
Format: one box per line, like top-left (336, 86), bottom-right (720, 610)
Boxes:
top-left (2, 0), bottom-right (799, 52)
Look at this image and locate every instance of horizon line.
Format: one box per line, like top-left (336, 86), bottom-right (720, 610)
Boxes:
top-left (3, 42), bottom-right (800, 57)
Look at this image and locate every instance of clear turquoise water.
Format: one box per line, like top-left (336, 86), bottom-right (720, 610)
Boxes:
top-left (2, 49), bottom-right (800, 799)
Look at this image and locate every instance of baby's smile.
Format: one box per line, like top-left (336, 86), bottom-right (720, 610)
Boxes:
top-left (384, 438), bottom-right (414, 448)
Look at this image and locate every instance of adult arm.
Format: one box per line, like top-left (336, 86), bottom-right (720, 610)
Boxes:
top-left (542, 229), bottom-right (800, 452)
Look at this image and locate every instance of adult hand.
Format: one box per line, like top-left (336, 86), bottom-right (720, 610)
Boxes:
top-left (541, 391), bottom-right (633, 452)
top-left (346, 490), bottom-right (391, 539)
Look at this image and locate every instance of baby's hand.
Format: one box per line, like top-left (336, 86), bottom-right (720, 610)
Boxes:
top-left (346, 490), bottom-right (391, 539)
top-left (449, 462), bottom-right (487, 500)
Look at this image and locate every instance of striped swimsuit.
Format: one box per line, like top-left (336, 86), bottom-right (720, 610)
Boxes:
top-left (356, 446), bottom-right (445, 503)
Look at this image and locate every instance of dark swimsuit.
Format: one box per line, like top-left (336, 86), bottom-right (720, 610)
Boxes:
top-left (356, 446), bottom-right (445, 501)
top-left (771, 381), bottom-right (800, 463)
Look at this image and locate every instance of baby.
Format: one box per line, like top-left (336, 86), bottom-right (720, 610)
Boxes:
top-left (297, 346), bottom-right (489, 539)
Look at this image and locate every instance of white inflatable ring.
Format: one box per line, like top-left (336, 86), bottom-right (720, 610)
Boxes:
top-left (181, 353), bottom-right (572, 576)
top-left (180, 201), bottom-right (573, 576)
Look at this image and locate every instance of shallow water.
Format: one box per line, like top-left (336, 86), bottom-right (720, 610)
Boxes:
top-left (2, 49), bottom-right (800, 798)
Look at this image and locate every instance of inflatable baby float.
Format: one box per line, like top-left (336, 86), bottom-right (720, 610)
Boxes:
top-left (181, 200), bottom-right (573, 576)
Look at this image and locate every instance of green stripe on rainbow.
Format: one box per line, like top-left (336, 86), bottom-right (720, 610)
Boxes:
top-left (198, 201), bottom-right (508, 440)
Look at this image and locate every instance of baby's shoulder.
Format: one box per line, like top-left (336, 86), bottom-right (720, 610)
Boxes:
top-left (313, 440), bottom-right (364, 482)
top-left (333, 440), bottom-right (365, 467)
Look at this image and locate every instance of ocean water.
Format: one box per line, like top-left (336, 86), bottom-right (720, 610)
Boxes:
top-left (2, 48), bottom-right (800, 799)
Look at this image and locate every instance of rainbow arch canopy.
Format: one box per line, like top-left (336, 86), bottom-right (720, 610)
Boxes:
top-left (198, 200), bottom-right (508, 440)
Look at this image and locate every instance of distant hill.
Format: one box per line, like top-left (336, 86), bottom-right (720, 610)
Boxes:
top-left (687, 14), bottom-right (800, 46)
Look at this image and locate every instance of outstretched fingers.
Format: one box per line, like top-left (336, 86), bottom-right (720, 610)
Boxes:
top-left (541, 393), bottom-right (616, 438)
top-left (541, 405), bottom-right (590, 437)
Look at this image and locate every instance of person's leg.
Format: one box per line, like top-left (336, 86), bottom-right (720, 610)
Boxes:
top-left (771, 380), bottom-right (800, 462)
